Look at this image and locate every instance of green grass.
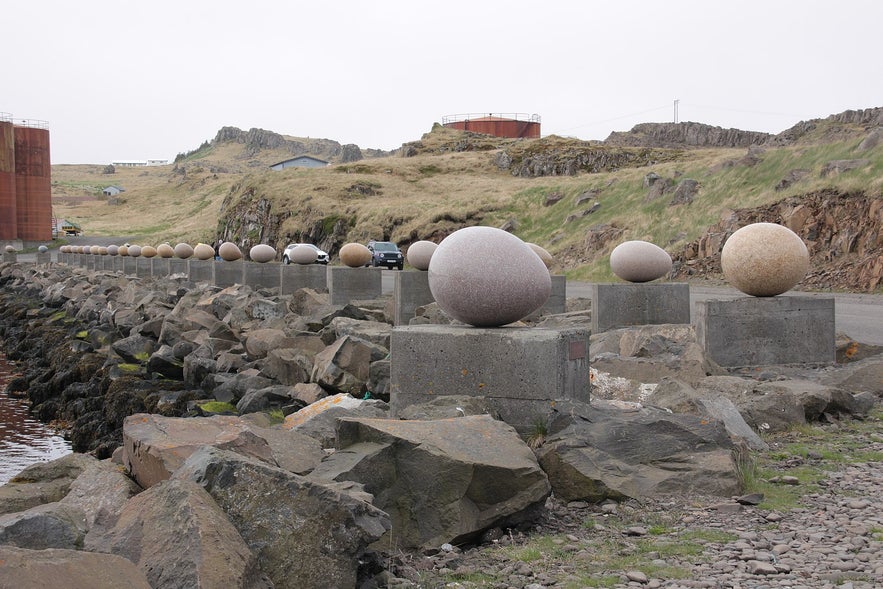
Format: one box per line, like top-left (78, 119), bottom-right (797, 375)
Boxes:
top-left (198, 401), bottom-right (238, 414)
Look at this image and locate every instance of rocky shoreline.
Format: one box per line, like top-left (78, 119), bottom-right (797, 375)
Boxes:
top-left (1, 260), bottom-right (881, 588)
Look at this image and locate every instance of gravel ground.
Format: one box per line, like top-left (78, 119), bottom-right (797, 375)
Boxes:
top-left (379, 415), bottom-right (883, 589)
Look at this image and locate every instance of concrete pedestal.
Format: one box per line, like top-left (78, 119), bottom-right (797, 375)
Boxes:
top-left (188, 259), bottom-right (214, 283)
top-left (36, 252), bottom-right (51, 266)
top-left (695, 296), bottom-right (835, 367)
top-left (152, 258), bottom-right (171, 277)
top-left (112, 257), bottom-right (124, 272)
top-left (135, 257), bottom-right (152, 277)
top-left (592, 282), bottom-right (690, 332)
top-left (390, 325), bottom-right (591, 433)
top-left (214, 260), bottom-right (243, 288)
top-left (328, 266), bottom-right (382, 305)
top-left (244, 262), bottom-right (281, 291)
top-left (1, 252), bottom-right (16, 263)
top-left (122, 257), bottom-right (137, 275)
top-left (394, 271), bottom-right (435, 326)
top-left (281, 264), bottom-right (328, 294)
top-left (169, 258), bottom-right (188, 275)
top-left (99, 256), bottom-right (113, 271)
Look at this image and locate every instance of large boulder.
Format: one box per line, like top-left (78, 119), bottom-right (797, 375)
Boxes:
top-left (310, 335), bottom-right (373, 395)
top-left (310, 415), bottom-right (551, 550)
top-left (535, 400), bottom-right (740, 502)
top-left (59, 459), bottom-right (143, 533)
top-left (0, 502), bottom-right (87, 549)
top-left (174, 446), bottom-right (390, 589)
top-left (0, 546), bottom-right (152, 589)
top-left (0, 453), bottom-right (96, 516)
top-left (283, 393), bottom-right (389, 448)
top-left (122, 414), bottom-right (275, 489)
top-left (86, 479), bottom-right (270, 589)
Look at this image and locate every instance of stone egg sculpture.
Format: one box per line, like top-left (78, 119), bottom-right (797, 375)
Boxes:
top-left (193, 243), bottom-right (214, 260)
top-left (141, 245), bottom-right (157, 258)
top-left (5, 245), bottom-right (16, 253)
top-left (339, 243), bottom-right (372, 267)
top-left (128, 245), bottom-right (142, 258)
top-left (610, 240), bottom-right (672, 282)
top-left (174, 243), bottom-right (194, 259)
top-left (406, 240), bottom-right (437, 271)
top-left (428, 226), bottom-right (552, 327)
top-left (72, 246), bottom-right (81, 254)
top-left (38, 245), bottom-right (48, 253)
top-left (289, 244), bottom-right (318, 265)
top-left (98, 247), bottom-right (108, 255)
top-left (249, 244), bottom-right (276, 263)
top-left (218, 242), bottom-right (242, 261)
top-left (107, 245), bottom-right (119, 256)
top-left (88, 246), bottom-right (98, 255)
top-left (526, 243), bottom-right (553, 270)
top-left (721, 222), bottom-right (809, 297)
top-left (157, 243), bottom-right (174, 258)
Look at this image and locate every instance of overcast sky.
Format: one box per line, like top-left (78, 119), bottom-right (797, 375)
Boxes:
top-left (4, 0), bottom-right (881, 164)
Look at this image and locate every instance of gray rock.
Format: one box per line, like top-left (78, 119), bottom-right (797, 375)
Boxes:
top-left (111, 333), bottom-right (157, 364)
top-left (283, 394), bottom-right (389, 449)
top-left (0, 545), bottom-right (152, 589)
top-left (212, 372), bottom-right (275, 403)
top-left (536, 400), bottom-right (740, 502)
top-left (0, 502), bottom-right (87, 549)
top-left (147, 344), bottom-right (184, 378)
top-left (310, 335), bottom-right (373, 395)
top-left (0, 453), bottom-right (96, 516)
top-left (174, 446), bottom-right (389, 589)
top-left (59, 459), bottom-right (142, 533)
top-left (87, 479), bottom-right (270, 589)
top-left (236, 385), bottom-right (305, 414)
top-left (310, 415), bottom-right (550, 550)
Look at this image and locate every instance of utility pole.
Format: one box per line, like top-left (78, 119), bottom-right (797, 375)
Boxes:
top-left (674, 99), bottom-right (679, 124)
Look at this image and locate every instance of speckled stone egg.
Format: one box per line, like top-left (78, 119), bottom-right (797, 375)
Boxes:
top-left (91, 245), bottom-right (102, 255)
top-left (339, 243), bottom-right (372, 267)
top-left (128, 245), bottom-right (142, 258)
top-left (218, 242), bottom-right (242, 261)
top-left (193, 243), bottom-right (214, 260)
top-left (38, 245), bottom-right (48, 253)
top-left (249, 244), bottom-right (276, 263)
top-left (98, 247), bottom-right (108, 255)
top-left (290, 245), bottom-right (318, 265)
top-left (118, 245), bottom-right (129, 256)
top-left (4, 245), bottom-right (15, 253)
top-left (721, 222), bottom-right (809, 296)
top-left (174, 243), bottom-right (194, 259)
top-left (157, 243), bottom-right (174, 258)
top-left (406, 240), bottom-right (437, 271)
top-left (107, 245), bottom-right (119, 256)
top-left (428, 226), bottom-right (551, 327)
top-left (141, 245), bottom-right (157, 258)
top-left (526, 243), bottom-right (554, 269)
top-left (610, 240), bottom-right (673, 282)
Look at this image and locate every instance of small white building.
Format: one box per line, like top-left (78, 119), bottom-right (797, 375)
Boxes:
top-left (269, 155), bottom-right (329, 171)
top-left (102, 185), bottom-right (125, 196)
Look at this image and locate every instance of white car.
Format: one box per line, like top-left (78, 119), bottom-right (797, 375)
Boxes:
top-left (282, 243), bottom-right (329, 265)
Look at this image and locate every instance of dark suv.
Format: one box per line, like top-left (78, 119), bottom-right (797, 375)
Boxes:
top-left (366, 240), bottom-right (404, 270)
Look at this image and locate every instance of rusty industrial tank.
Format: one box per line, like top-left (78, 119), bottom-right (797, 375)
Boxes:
top-left (0, 118), bottom-right (16, 241)
top-left (14, 122), bottom-right (52, 241)
top-left (442, 113), bottom-right (541, 139)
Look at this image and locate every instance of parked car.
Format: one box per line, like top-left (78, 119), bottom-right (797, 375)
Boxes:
top-left (282, 243), bottom-right (329, 265)
top-left (366, 240), bottom-right (404, 270)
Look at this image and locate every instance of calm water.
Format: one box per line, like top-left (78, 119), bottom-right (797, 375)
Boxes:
top-left (0, 352), bottom-right (72, 485)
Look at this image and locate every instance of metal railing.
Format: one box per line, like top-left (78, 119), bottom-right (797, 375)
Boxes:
top-left (442, 113), bottom-right (541, 125)
top-left (14, 118), bottom-right (49, 129)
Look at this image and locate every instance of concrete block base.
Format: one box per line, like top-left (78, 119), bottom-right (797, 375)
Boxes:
top-left (135, 257), bottom-right (152, 277)
top-left (2, 252), bottom-right (16, 263)
top-left (328, 266), bottom-right (382, 305)
top-left (279, 264), bottom-right (327, 294)
top-left (592, 282), bottom-right (690, 332)
top-left (188, 259), bottom-right (214, 283)
top-left (390, 325), bottom-right (591, 433)
top-left (244, 262), bottom-right (281, 291)
top-left (123, 257), bottom-right (137, 275)
top-left (168, 258), bottom-right (188, 275)
top-left (214, 260), bottom-right (244, 288)
top-left (36, 252), bottom-right (51, 265)
top-left (394, 271), bottom-right (434, 325)
top-left (695, 296), bottom-right (835, 367)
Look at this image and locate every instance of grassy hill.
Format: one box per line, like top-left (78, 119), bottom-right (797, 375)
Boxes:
top-left (50, 113), bottom-right (883, 291)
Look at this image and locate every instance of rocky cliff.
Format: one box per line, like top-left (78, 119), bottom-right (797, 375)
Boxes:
top-left (672, 189), bottom-right (883, 291)
top-left (212, 126), bottom-right (392, 162)
top-left (605, 122), bottom-right (771, 149)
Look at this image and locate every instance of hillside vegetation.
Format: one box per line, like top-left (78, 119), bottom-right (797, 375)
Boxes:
top-left (51, 109), bottom-right (883, 291)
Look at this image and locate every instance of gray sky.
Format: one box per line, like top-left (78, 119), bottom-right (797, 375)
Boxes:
top-left (5, 0), bottom-right (882, 164)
